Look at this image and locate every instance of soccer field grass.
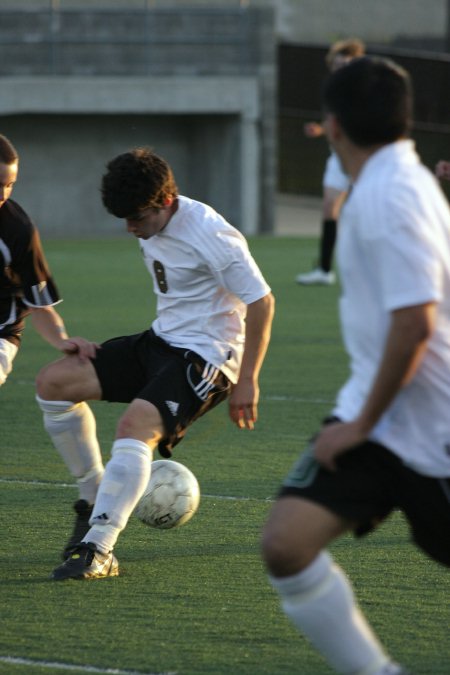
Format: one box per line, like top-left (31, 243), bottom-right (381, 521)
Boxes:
top-left (1, 236), bottom-right (449, 675)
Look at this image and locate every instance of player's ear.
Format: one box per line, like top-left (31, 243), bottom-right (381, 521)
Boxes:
top-left (324, 112), bottom-right (342, 143)
top-left (163, 196), bottom-right (173, 207)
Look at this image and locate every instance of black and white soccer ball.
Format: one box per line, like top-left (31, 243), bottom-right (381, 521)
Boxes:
top-left (135, 459), bottom-right (200, 529)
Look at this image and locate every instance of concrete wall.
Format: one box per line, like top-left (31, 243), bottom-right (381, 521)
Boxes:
top-left (3, 112), bottom-right (243, 238)
top-left (0, 6), bottom-right (276, 236)
top-left (4, 1), bottom-right (446, 49)
top-left (274, 0), bottom-right (448, 48)
top-left (0, 76), bottom-right (259, 236)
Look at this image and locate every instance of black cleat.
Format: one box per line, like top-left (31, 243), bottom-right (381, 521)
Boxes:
top-left (62, 499), bottom-right (93, 560)
top-left (52, 542), bottom-right (119, 581)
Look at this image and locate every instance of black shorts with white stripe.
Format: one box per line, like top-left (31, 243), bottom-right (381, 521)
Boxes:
top-left (91, 328), bottom-right (231, 457)
top-left (279, 431), bottom-right (450, 567)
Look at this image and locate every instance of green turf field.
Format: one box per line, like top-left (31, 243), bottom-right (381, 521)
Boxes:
top-left (1, 236), bottom-right (448, 675)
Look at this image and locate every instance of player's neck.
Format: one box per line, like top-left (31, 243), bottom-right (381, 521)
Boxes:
top-left (343, 144), bottom-right (385, 182)
top-left (160, 198), bottom-right (179, 231)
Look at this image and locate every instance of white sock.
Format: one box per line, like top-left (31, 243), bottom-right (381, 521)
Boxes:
top-left (269, 552), bottom-right (393, 675)
top-left (84, 438), bottom-right (153, 553)
top-left (376, 665), bottom-right (405, 675)
top-left (36, 396), bottom-right (104, 504)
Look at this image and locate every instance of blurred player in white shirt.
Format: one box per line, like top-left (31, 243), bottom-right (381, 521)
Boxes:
top-left (36, 148), bottom-right (274, 581)
top-left (296, 38), bottom-right (365, 286)
top-left (263, 57), bottom-right (450, 675)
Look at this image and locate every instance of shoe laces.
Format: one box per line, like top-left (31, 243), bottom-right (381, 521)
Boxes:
top-left (67, 541), bottom-right (97, 564)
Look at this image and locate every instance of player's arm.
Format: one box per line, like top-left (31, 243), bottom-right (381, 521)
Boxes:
top-left (304, 121), bottom-right (325, 138)
top-left (229, 291), bottom-right (275, 430)
top-left (314, 301), bottom-right (436, 469)
top-left (30, 306), bottom-right (98, 360)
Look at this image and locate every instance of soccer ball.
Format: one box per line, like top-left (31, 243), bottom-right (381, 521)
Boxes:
top-left (135, 459), bottom-right (200, 530)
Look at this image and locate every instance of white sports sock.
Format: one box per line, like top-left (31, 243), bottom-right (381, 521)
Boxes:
top-left (376, 665), bottom-right (404, 675)
top-left (84, 438), bottom-right (153, 553)
top-left (36, 396), bottom-right (104, 504)
top-left (269, 552), bottom-right (393, 675)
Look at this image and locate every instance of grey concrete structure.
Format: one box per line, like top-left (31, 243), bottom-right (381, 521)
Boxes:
top-left (4, 0), bottom-right (448, 47)
top-left (0, 5), bottom-right (276, 237)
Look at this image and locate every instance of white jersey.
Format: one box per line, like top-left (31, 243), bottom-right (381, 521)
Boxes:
top-left (323, 152), bottom-right (350, 192)
top-left (139, 196), bottom-right (271, 384)
top-left (334, 140), bottom-right (450, 478)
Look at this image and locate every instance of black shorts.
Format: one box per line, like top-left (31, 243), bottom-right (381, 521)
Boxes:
top-left (91, 329), bottom-right (231, 457)
top-left (279, 432), bottom-right (450, 567)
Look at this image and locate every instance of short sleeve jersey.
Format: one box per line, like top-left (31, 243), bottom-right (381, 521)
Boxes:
top-left (139, 196), bottom-right (271, 383)
top-left (335, 140), bottom-right (450, 477)
top-left (323, 151), bottom-right (350, 192)
top-left (0, 199), bottom-right (61, 345)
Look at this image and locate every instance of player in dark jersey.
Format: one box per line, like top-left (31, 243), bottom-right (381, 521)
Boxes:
top-left (0, 134), bottom-right (96, 387)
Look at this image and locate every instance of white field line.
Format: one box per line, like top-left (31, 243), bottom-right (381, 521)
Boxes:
top-left (265, 394), bottom-right (333, 404)
top-left (0, 477), bottom-right (278, 502)
top-left (0, 472), bottom-right (277, 675)
top-left (9, 380), bottom-right (334, 406)
top-left (0, 656), bottom-right (176, 675)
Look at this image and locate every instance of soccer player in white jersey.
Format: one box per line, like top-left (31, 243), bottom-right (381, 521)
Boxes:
top-left (262, 57), bottom-right (450, 675)
top-left (0, 133), bottom-right (95, 389)
top-left (296, 38), bottom-right (365, 286)
top-left (36, 148), bottom-right (275, 580)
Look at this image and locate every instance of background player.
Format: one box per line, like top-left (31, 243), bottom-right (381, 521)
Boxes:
top-left (263, 57), bottom-right (450, 674)
top-left (36, 147), bottom-right (275, 581)
top-left (296, 38), bottom-right (365, 286)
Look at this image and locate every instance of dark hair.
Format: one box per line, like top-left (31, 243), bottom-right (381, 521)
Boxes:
top-left (101, 147), bottom-right (178, 218)
top-left (0, 134), bottom-right (18, 164)
top-left (323, 56), bottom-right (413, 147)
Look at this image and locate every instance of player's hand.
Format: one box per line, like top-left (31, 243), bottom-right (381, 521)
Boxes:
top-left (228, 380), bottom-right (259, 430)
top-left (435, 160), bottom-right (450, 181)
top-left (61, 337), bottom-right (99, 361)
top-left (304, 121), bottom-right (325, 138)
top-left (313, 420), bottom-right (366, 471)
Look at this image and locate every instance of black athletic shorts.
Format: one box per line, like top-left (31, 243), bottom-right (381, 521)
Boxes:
top-left (279, 423), bottom-right (450, 567)
top-left (91, 329), bottom-right (231, 458)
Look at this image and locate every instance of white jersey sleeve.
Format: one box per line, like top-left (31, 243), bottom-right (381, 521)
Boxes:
top-left (207, 230), bottom-right (271, 305)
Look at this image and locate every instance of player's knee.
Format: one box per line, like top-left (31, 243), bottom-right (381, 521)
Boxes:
top-left (116, 401), bottom-right (164, 447)
top-left (261, 524), bottom-right (288, 572)
top-left (36, 358), bottom-right (89, 401)
top-left (261, 523), bottom-right (312, 577)
top-left (35, 363), bottom-right (54, 398)
top-left (36, 362), bottom-right (64, 399)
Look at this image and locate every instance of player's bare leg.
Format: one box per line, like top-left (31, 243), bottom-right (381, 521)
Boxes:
top-left (262, 498), bottom-right (407, 674)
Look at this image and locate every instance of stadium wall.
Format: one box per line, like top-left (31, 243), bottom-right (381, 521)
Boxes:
top-left (0, 5), bottom-right (276, 237)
